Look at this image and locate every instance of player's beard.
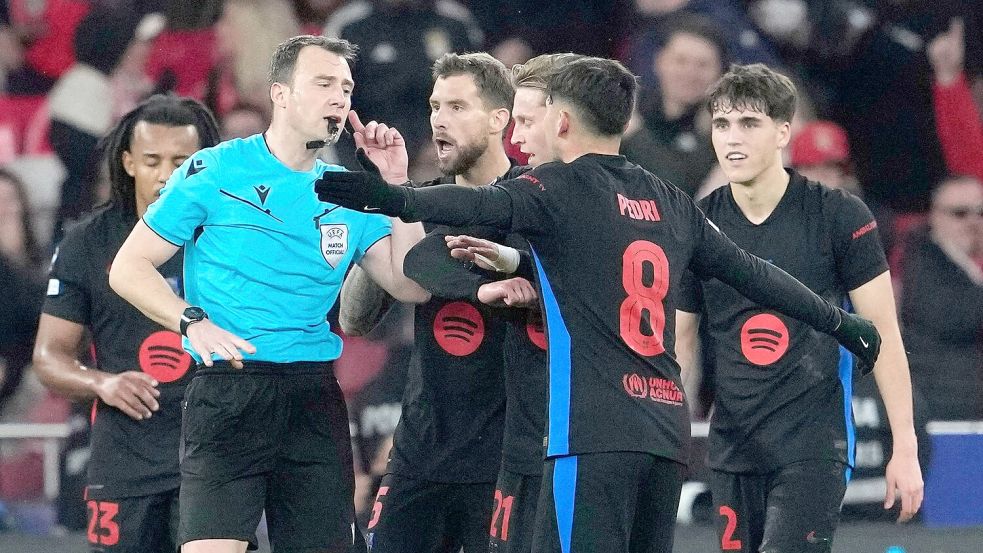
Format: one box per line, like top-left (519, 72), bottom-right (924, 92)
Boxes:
top-left (437, 138), bottom-right (488, 176)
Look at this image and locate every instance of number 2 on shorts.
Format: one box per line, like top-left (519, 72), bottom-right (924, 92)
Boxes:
top-left (719, 505), bottom-right (742, 551)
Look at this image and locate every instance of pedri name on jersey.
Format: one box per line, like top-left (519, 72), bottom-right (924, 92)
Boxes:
top-left (617, 193), bottom-right (661, 222)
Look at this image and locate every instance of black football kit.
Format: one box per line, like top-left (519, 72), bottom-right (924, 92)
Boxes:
top-left (405, 225), bottom-right (549, 553)
top-left (679, 171), bottom-right (888, 553)
top-left (315, 154), bottom-right (878, 552)
top-left (367, 174), bottom-right (514, 553)
top-left (43, 205), bottom-right (190, 553)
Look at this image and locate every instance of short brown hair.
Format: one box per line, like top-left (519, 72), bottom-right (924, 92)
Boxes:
top-left (546, 56), bottom-right (637, 136)
top-left (706, 63), bottom-right (797, 123)
top-left (269, 35), bottom-right (358, 85)
top-left (511, 53), bottom-right (581, 91)
top-left (431, 52), bottom-right (514, 110)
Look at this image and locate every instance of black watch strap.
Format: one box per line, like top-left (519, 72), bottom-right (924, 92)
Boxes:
top-left (180, 307), bottom-right (208, 336)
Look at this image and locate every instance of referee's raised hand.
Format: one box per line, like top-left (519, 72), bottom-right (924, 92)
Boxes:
top-left (348, 110), bottom-right (409, 184)
top-left (185, 320), bottom-right (256, 369)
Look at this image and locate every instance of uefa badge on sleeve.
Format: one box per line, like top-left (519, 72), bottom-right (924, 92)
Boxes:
top-left (320, 224), bottom-right (349, 268)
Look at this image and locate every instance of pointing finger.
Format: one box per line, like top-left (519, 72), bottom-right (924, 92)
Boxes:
top-left (348, 110), bottom-right (365, 133)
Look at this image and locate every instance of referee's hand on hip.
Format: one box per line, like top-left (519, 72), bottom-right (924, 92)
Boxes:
top-left (186, 320), bottom-right (256, 369)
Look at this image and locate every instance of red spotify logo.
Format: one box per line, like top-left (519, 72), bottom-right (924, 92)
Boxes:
top-left (740, 314), bottom-right (789, 366)
top-left (433, 302), bottom-right (485, 356)
top-left (526, 312), bottom-right (547, 351)
top-left (138, 331), bottom-right (193, 382)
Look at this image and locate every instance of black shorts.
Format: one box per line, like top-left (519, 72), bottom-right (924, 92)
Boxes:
top-left (84, 488), bottom-right (178, 553)
top-left (489, 468), bottom-right (542, 553)
top-left (179, 361), bottom-right (365, 552)
top-left (532, 452), bottom-right (684, 553)
top-left (366, 472), bottom-right (494, 553)
top-left (710, 460), bottom-right (849, 553)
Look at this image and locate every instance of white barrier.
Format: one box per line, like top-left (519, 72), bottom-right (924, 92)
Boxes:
top-left (0, 423), bottom-right (71, 500)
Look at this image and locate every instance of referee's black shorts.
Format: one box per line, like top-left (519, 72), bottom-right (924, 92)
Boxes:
top-left (178, 361), bottom-right (365, 552)
top-left (532, 451), bottom-right (684, 553)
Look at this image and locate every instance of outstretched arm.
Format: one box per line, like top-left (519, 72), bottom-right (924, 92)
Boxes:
top-left (316, 169), bottom-right (518, 229)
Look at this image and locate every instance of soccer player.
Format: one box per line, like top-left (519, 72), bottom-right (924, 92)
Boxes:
top-left (341, 52), bottom-right (527, 553)
top-left (108, 36), bottom-right (429, 553)
top-left (33, 94), bottom-right (220, 553)
top-left (315, 56), bottom-right (882, 552)
top-left (450, 52), bottom-right (581, 553)
top-left (676, 63), bottom-right (923, 553)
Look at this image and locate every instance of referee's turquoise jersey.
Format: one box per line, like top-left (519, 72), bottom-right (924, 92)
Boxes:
top-left (144, 134), bottom-right (392, 363)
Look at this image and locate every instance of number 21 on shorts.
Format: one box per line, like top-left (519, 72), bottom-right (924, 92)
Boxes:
top-left (620, 240), bottom-right (669, 356)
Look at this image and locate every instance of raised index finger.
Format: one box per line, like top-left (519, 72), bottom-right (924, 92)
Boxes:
top-left (348, 110), bottom-right (366, 133)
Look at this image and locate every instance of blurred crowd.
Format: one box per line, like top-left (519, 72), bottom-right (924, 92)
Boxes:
top-left (1, 0), bottom-right (982, 525)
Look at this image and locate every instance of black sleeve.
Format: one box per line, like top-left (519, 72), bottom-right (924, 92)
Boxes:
top-left (828, 191), bottom-right (890, 290)
top-left (402, 164), bottom-right (562, 236)
top-left (41, 230), bottom-right (92, 325)
top-left (689, 212), bottom-right (840, 333)
top-left (404, 231), bottom-right (497, 301)
top-left (676, 268), bottom-right (703, 314)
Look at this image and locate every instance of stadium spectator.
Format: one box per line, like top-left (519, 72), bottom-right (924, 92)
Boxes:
top-left (324, 0), bottom-right (482, 159)
top-left (0, 168), bottom-right (43, 410)
top-left (621, 14), bottom-right (724, 196)
top-left (111, 13), bottom-right (166, 119)
top-left (900, 175), bottom-right (983, 421)
top-left (816, 1), bottom-right (980, 213)
top-left (466, 0), bottom-right (623, 62)
top-left (2, 0), bottom-right (91, 95)
top-left (291, 0), bottom-right (345, 34)
top-left (622, 0), bottom-right (779, 87)
top-left (219, 102), bottom-right (268, 140)
top-left (789, 120), bottom-right (857, 194)
top-left (927, 17), bottom-right (983, 184)
top-left (207, 0), bottom-right (301, 117)
top-left (48, 5), bottom-right (140, 240)
top-left (145, 1), bottom-right (221, 99)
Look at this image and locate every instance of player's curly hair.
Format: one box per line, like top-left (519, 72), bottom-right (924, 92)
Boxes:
top-left (102, 94), bottom-right (220, 218)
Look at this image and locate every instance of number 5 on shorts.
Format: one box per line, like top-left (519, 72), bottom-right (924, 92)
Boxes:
top-left (368, 486), bottom-right (389, 529)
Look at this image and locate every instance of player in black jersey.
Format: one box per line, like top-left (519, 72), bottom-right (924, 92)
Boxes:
top-left (676, 64), bottom-right (923, 553)
top-left (339, 52), bottom-right (524, 553)
top-left (316, 56), bottom-right (882, 553)
top-left (33, 95), bottom-right (219, 553)
top-left (444, 52), bottom-right (581, 553)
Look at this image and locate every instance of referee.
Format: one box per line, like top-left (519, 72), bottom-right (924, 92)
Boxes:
top-left (109, 36), bottom-right (428, 553)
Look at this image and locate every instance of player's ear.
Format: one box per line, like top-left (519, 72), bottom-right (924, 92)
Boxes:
top-left (557, 110), bottom-right (570, 137)
top-left (122, 150), bottom-right (136, 177)
top-left (270, 82), bottom-right (287, 109)
top-left (490, 107), bottom-right (510, 135)
top-left (777, 119), bottom-right (792, 149)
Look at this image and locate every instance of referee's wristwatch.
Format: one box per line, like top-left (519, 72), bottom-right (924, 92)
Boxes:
top-left (180, 306), bottom-right (208, 336)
